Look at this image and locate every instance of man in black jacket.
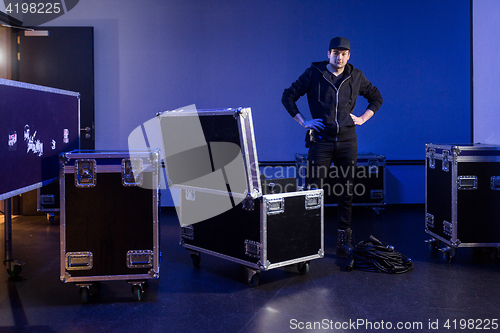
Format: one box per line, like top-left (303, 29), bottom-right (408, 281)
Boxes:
top-left (282, 36), bottom-right (383, 258)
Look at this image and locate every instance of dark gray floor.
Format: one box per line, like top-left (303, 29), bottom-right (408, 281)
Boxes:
top-left (1, 205), bottom-right (500, 333)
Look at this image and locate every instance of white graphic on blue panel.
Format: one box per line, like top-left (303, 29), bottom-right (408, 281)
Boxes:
top-left (63, 129), bottom-right (70, 143)
top-left (8, 131), bottom-right (17, 151)
top-left (24, 125), bottom-right (43, 156)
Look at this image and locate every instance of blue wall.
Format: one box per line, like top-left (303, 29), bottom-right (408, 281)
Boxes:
top-left (44, 0), bottom-right (471, 205)
top-left (473, 0), bottom-right (500, 145)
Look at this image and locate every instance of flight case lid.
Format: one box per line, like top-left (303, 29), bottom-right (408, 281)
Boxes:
top-left (156, 107), bottom-right (262, 199)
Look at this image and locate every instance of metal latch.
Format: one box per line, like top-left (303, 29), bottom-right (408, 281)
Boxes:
top-left (234, 107), bottom-right (250, 119)
top-left (66, 252), bottom-right (93, 270)
top-left (305, 193), bottom-right (322, 210)
top-left (428, 148), bottom-right (436, 169)
top-left (443, 220), bottom-right (453, 237)
top-left (426, 213), bottom-right (435, 229)
top-left (181, 225), bottom-right (194, 240)
top-left (442, 150), bottom-right (450, 172)
top-left (370, 189), bottom-right (384, 200)
top-left (127, 250), bottom-right (153, 268)
top-left (458, 176), bottom-right (478, 190)
top-left (122, 158), bottom-right (143, 186)
top-left (368, 159), bottom-right (379, 175)
top-left (75, 159), bottom-right (96, 187)
top-left (245, 239), bottom-right (261, 258)
top-left (40, 194), bottom-right (55, 205)
top-left (491, 176), bottom-right (500, 190)
top-left (265, 197), bottom-right (285, 215)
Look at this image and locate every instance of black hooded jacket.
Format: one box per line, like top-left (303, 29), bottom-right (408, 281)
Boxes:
top-left (282, 60), bottom-right (383, 142)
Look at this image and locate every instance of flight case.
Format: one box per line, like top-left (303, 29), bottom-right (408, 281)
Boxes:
top-left (59, 150), bottom-right (161, 302)
top-left (157, 107), bottom-right (324, 286)
top-left (295, 152), bottom-right (386, 213)
top-left (425, 143), bottom-right (500, 262)
top-left (37, 181), bottom-right (60, 224)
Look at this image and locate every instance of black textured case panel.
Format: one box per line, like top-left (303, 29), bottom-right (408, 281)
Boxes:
top-left (265, 194), bottom-right (322, 264)
top-left (64, 173), bottom-right (154, 277)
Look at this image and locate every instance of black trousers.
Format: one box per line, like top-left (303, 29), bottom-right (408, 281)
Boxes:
top-left (306, 138), bottom-right (358, 230)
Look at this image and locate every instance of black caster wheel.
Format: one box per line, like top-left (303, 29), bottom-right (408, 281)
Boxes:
top-left (190, 252), bottom-right (200, 268)
top-left (79, 287), bottom-right (90, 304)
top-left (47, 213), bottom-right (55, 225)
top-left (132, 285), bottom-right (143, 301)
top-left (440, 247), bottom-right (456, 263)
top-left (247, 268), bottom-right (261, 287)
top-left (7, 264), bottom-right (22, 278)
top-left (425, 238), bottom-right (440, 252)
top-left (5, 260), bottom-right (24, 278)
top-left (297, 261), bottom-right (309, 275)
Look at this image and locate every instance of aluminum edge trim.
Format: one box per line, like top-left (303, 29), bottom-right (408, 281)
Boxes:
top-left (0, 77), bottom-right (80, 97)
top-left (451, 153), bottom-right (458, 242)
top-left (324, 203), bottom-right (386, 208)
top-left (158, 109), bottom-right (237, 117)
top-left (456, 156), bottom-right (500, 162)
top-left (179, 190), bottom-right (184, 235)
top-left (237, 109), bottom-right (255, 197)
top-left (457, 242), bottom-right (500, 248)
top-left (245, 109), bottom-right (262, 195)
top-left (152, 157), bottom-right (160, 273)
top-left (266, 254), bottom-right (323, 270)
top-left (181, 244), bottom-right (261, 270)
top-left (260, 197), bottom-right (268, 270)
top-left (425, 230), bottom-right (457, 248)
top-left (168, 185), bottom-right (247, 199)
top-left (77, 96), bottom-right (81, 150)
top-left (425, 145), bottom-right (429, 235)
top-left (321, 190), bottom-right (325, 254)
top-left (65, 151), bottom-right (151, 159)
top-left (0, 182), bottom-right (44, 201)
top-left (63, 273), bottom-right (156, 283)
top-left (262, 188), bottom-right (323, 199)
top-left (59, 163), bottom-right (67, 281)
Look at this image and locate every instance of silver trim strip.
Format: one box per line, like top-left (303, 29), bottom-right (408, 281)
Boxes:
top-left (61, 273), bottom-right (157, 284)
top-left (0, 78), bottom-right (80, 97)
top-left (182, 244), bottom-right (261, 270)
top-left (266, 254), bottom-right (323, 270)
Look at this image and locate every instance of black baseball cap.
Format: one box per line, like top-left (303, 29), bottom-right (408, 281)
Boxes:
top-left (329, 37), bottom-right (350, 50)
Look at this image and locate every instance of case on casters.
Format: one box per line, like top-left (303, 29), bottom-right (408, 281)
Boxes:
top-left (59, 150), bottom-right (161, 302)
top-left (157, 107), bottom-right (324, 286)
